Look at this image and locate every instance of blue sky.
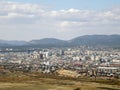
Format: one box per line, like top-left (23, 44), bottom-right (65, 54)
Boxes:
top-left (0, 0), bottom-right (120, 40)
top-left (5, 0), bottom-right (120, 10)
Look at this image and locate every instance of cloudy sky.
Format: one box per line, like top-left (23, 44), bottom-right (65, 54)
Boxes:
top-left (0, 0), bottom-right (120, 41)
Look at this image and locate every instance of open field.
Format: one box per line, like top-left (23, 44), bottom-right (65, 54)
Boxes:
top-left (0, 79), bottom-right (120, 90)
top-left (0, 73), bottom-right (120, 90)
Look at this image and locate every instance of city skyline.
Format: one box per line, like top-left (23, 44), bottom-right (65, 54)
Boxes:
top-left (0, 0), bottom-right (120, 40)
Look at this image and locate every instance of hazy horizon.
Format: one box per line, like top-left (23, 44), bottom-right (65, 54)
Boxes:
top-left (0, 0), bottom-right (120, 41)
top-left (0, 34), bottom-right (120, 42)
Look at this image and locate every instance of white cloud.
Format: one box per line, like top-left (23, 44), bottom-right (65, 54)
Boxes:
top-left (0, 1), bottom-right (120, 40)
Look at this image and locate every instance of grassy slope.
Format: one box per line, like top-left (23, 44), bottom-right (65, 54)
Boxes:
top-left (0, 72), bottom-right (120, 90)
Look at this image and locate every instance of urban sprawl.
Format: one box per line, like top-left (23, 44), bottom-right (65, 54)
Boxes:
top-left (0, 46), bottom-right (120, 79)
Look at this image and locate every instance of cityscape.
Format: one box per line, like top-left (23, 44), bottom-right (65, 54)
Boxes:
top-left (0, 0), bottom-right (120, 90)
top-left (0, 46), bottom-right (120, 77)
top-left (0, 45), bottom-right (120, 90)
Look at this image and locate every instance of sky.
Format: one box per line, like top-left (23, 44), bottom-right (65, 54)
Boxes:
top-left (0, 0), bottom-right (120, 41)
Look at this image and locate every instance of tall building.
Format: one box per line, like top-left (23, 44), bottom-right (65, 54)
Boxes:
top-left (60, 49), bottom-right (64, 55)
top-left (39, 53), bottom-right (43, 59)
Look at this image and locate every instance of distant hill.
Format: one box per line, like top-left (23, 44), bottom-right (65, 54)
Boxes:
top-left (30, 38), bottom-right (66, 45)
top-left (29, 38), bottom-right (67, 47)
top-left (69, 35), bottom-right (120, 46)
top-left (0, 40), bottom-right (28, 46)
top-left (0, 35), bottom-right (120, 48)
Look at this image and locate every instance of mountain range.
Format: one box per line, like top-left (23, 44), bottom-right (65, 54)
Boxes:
top-left (0, 35), bottom-right (120, 47)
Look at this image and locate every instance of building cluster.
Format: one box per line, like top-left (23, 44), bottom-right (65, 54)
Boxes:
top-left (0, 46), bottom-right (120, 78)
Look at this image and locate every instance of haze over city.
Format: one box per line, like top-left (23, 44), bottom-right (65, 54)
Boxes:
top-left (0, 0), bottom-right (120, 41)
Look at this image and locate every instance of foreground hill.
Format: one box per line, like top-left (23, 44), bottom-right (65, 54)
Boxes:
top-left (0, 72), bottom-right (119, 90)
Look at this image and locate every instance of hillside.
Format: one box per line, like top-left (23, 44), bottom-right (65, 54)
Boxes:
top-left (0, 35), bottom-right (120, 47)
